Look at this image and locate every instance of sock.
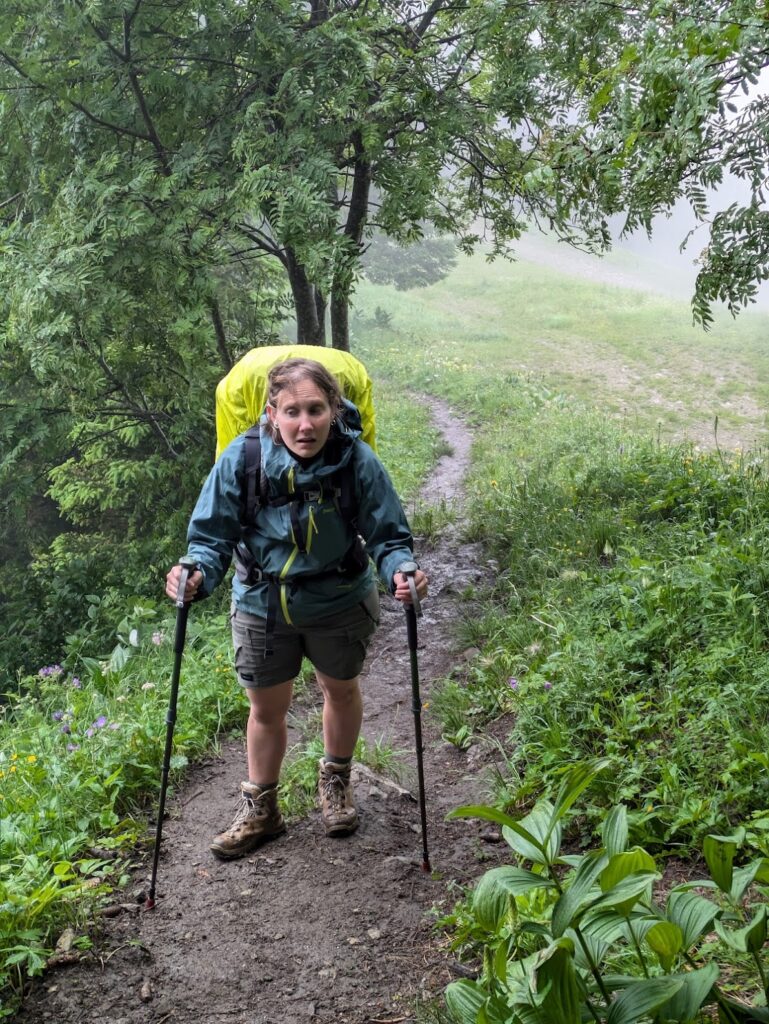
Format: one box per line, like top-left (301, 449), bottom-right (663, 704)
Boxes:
top-left (249, 780), bottom-right (278, 791)
top-left (323, 753), bottom-right (352, 767)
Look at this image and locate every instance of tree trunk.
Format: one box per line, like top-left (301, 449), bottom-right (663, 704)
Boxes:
top-left (286, 249), bottom-right (322, 345)
top-left (330, 293), bottom-right (349, 352)
top-left (330, 132), bottom-right (371, 351)
top-left (208, 297), bottom-right (233, 372)
top-left (314, 288), bottom-right (327, 346)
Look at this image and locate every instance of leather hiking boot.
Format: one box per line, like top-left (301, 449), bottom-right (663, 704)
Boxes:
top-left (210, 782), bottom-right (286, 860)
top-left (318, 758), bottom-right (358, 837)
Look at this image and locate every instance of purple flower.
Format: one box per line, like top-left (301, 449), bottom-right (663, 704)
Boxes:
top-left (93, 715), bottom-right (107, 729)
top-left (85, 728), bottom-right (94, 738)
top-left (38, 664), bottom-right (63, 678)
top-left (109, 722), bottom-right (120, 730)
top-left (52, 710), bottom-right (64, 721)
top-left (71, 677), bottom-right (81, 689)
top-left (67, 743), bottom-right (80, 752)
top-left (507, 677), bottom-right (519, 690)
top-left (60, 724), bottom-right (71, 735)
top-left (543, 681), bottom-right (553, 691)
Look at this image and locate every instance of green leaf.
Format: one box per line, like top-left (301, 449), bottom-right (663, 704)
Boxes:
top-left (581, 908), bottom-right (641, 944)
top-left (602, 805), bottom-right (629, 857)
top-left (600, 849), bottom-right (657, 893)
top-left (661, 963), bottom-right (719, 1022)
top-left (547, 759), bottom-right (610, 842)
top-left (552, 850), bottom-right (608, 938)
top-left (645, 920), bottom-right (684, 971)
top-left (472, 867), bottom-right (552, 930)
top-left (666, 890), bottom-right (718, 951)
top-left (606, 976), bottom-right (685, 1024)
top-left (503, 801), bottom-right (561, 866)
top-left (731, 858), bottom-right (769, 904)
top-left (534, 939), bottom-right (582, 1024)
top-left (449, 805), bottom-right (546, 862)
top-left (718, 997), bottom-right (769, 1023)
top-left (445, 979), bottom-right (485, 1024)
top-left (703, 831), bottom-right (744, 894)
top-left (714, 906), bottom-right (767, 954)
top-left (588, 872), bottom-right (658, 918)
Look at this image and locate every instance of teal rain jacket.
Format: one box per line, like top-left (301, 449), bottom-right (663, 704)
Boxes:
top-left (185, 414), bottom-right (414, 626)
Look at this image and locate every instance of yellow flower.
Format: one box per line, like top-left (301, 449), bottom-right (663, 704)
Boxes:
top-left (11, 753), bottom-right (18, 761)
top-left (490, 480), bottom-right (498, 488)
top-left (26, 755), bottom-right (37, 765)
top-left (9, 765), bottom-right (16, 773)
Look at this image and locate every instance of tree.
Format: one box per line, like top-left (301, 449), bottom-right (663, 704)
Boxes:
top-left (526, 0), bottom-right (769, 325)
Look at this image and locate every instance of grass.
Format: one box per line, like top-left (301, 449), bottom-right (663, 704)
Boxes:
top-left (353, 245), bottom-right (769, 450)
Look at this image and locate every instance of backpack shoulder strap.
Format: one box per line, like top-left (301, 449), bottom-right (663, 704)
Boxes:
top-left (242, 425), bottom-right (263, 525)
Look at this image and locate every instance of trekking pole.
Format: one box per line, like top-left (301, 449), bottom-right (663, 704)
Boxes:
top-left (146, 556), bottom-right (198, 910)
top-left (400, 561), bottom-right (431, 873)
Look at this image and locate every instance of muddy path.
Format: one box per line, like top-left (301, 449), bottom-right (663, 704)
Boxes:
top-left (17, 401), bottom-right (508, 1024)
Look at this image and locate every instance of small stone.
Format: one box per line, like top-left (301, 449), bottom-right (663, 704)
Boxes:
top-left (347, 937), bottom-right (361, 945)
top-left (54, 928), bottom-right (75, 953)
top-left (367, 928), bottom-right (381, 940)
top-left (140, 979), bottom-right (153, 1002)
top-left (240, 889), bottom-right (254, 897)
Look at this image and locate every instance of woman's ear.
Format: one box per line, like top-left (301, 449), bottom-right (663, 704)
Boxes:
top-left (266, 402), bottom-right (277, 426)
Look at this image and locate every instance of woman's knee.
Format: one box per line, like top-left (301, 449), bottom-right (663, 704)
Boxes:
top-left (316, 672), bottom-right (361, 706)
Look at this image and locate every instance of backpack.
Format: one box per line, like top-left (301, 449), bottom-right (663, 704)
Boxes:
top-left (215, 345), bottom-right (377, 459)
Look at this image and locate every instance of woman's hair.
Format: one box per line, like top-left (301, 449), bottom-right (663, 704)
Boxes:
top-left (266, 358), bottom-right (343, 439)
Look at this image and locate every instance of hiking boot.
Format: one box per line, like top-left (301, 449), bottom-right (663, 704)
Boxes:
top-left (210, 782), bottom-right (286, 860)
top-left (318, 758), bottom-right (359, 837)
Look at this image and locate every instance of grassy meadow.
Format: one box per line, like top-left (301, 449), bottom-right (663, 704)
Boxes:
top-left (3, 242), bottom-right (769, 1015)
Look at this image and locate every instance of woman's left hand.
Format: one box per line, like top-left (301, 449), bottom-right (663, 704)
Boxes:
top-left (392, 568), bottom-right (428, 605)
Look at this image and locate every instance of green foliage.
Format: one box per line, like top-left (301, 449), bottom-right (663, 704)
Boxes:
top-left (0, 603), bottom-right (245, 1005)
top-left (442, 764), bottom-right (769, 1024)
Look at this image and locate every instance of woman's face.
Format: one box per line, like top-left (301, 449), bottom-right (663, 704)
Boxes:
top-left (267, 379), bottom-right (334, 459)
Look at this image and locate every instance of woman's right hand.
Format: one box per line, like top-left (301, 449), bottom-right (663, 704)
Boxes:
top-left (165, 565), bottom-right (204, 603)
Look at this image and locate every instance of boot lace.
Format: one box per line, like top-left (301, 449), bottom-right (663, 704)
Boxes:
top-left (320, 772), bottom-right (348, 812)
top-left (228, 792), bottom-right (263, 832)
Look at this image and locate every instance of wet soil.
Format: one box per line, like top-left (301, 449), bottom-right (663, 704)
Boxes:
top-left (17, 401), bottom-right (510, 1024)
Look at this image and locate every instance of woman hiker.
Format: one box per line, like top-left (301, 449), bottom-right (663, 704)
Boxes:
top-left (166, 357), bottom-right (428, 860)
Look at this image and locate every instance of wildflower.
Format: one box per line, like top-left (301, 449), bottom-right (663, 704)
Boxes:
top-left (109, 722), bottom-right (120, 730)
top-left (71, 677), bottom-right (82, 689)
top-left (543, 681), bottom-right (553, 691)
top-left (508, 677), bottom-right (518, 690)
top-left (67, 743), bottom-right (80, 753)
top-left (151, 631), bottom-right (166, 646)
top-left (26, 755), bottom-right (37, 764)
top-left (116, 695), bottom-right (127, 703)
top-left (141, 682), bottom-right (155, 692)
top-left (52, 710), bottom-right (64, 721)
top-left (38, 664), bottom-right (63, 678)
top-left (86, 728), bottom-right (94, 738)
top-left (60, 724), bottom-right (71, 735)
top-left (93, 716), bottom-right (108, 729)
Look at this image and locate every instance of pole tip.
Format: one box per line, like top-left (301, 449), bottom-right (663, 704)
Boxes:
top-left (421, 860), bottom-right (432, 874)
top-left (145, 896), bottom-right (156, 910)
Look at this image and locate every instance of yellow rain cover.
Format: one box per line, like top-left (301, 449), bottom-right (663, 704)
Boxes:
top-left (215, 345), bottom-right (376, 459)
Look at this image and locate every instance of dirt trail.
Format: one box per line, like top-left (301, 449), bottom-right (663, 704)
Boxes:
top-left (18, 401), bottom-right (506, 1024)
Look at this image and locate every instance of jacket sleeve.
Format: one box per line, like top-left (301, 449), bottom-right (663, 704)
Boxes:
top-left (185, 440), bottom-right (245, 596)
top-left (353, 443), bottom-right (414, 590)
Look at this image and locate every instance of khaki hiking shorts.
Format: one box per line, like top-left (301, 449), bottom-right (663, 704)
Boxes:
top-left (230, 587), bottom-right (380, 688)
